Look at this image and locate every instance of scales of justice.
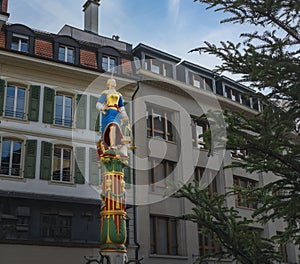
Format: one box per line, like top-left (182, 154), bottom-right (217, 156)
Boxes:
top-left (88, 78), bottom-right (134, 264)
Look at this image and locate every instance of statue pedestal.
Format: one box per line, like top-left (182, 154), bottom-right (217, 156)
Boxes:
top-left (101, 252), bottom-right (127, 264)
top-left (99, 149), bottom-right (128, 263)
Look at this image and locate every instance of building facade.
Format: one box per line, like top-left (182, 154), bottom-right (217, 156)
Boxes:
top-left (0, 1), bottom-right (298, 263)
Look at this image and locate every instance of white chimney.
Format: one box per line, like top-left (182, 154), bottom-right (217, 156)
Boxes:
top-left (83, 0), bottom-right (100, 34)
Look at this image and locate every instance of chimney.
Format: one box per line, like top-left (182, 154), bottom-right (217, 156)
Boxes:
top-left (83, 0), bottom-right (100, 35)
top-left (0, 0), bottom-right (10, 26)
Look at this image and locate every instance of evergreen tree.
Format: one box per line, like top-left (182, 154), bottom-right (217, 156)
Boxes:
top-left (191, 0), bottom-right (300, 244)
top-left (173, 183), bottom-right (282, 264)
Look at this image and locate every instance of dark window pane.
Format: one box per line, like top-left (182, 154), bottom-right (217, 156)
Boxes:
top-left (150, 217), bottom-right (155, 254)
top-left (157, 218), bottom-right (168, 254)
top-left (170, 219), bottom-right (178, 255)
top-left (58, 46), bottom-right (65, 61)
top-left (110, 58), bottom-right (116, 72)
top-left (67, 48), bottom-right (74, 63)
top-left (16, 88), bottom-right (26, 118)
top-left (102, 56), bottom-right (108, 71)
top-left (5, 86), bottom-right (15, 117)
top-left (1, 139), bottom-right (11, 175)
top-left (20, 39), bottom-right (29, 52)
top-left (11, 38), bottom-right (19, 51)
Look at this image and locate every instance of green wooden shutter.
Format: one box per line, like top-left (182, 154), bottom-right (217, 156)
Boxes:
top-left (0, 79), bottom-right (5, 116)
top-left (75, 147), bottom-right (85, 184)
top-left (76, 94), bottom-right (87, 129)
top-left (24, 140), bottom-right (37, 179)
top-left (40, 141), bottom-right (53, 180)
top-left (43, 87), bottom-right (55, 124)
top-left (90, 96), bottom-right (100, 131)
top-left (28, 85), bottom-right (41, 121)
top-left (89, 148), bottom-right (99, 185)
top-left (124, 164), bottom-right (131, 189)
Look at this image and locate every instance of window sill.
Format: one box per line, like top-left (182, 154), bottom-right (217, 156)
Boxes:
top-left (1, 116), bottom-right (29, 124)
top-left (149, 254), bottom-right (188, 260)
top-left (51, 124), bottom-right (74, 130)
top-left (49, 180), bottom-right (75, 186)
top-left (236, 205), bottom-right (256, 211)
top-left (147, 136), bottom-right (176, 145)
top-left (193, 146), bottom-right (209, 152)
top-left (0, 175), bottom-right (25, 182)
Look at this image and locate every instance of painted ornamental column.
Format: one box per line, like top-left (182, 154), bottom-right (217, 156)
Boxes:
top-left (96, 78), bottom-right (132, 264)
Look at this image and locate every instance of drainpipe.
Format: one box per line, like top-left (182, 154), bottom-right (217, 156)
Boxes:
top-left (131, 80), bottom-right (141, 261)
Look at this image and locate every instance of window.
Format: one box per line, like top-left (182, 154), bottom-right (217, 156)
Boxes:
top-left (232, 90), bottom-right (240, 102)
top-left (0, 138), bottom-right (22, 177)
top-left (146, 105), bottom-right (175, 142)
top-left (241, 95), bottom-right (251, 107)
top-left (145, 56), bottom-right (173, 77)
top-left (190, 74), bottom-right (213, 91)
top-left (4, 84), bottom-right (26, 119)
top-left (252, 98), bottom-right (260, 111)
top-left (102, 55), bottom-right (116, 72)
top-left (52, 146), bottom-right (73, 182)
top-left (194, 167), bottom-right (217, 198)
top-left (11, 34), bottom-right (29, 53)
top-left (150, 215), bottom-right (178, 255)
top-left (149, 159), bottom-right (175, 193)
top-left (41, 214), bottom-right (72, 239)
top-left (192, 75), bottom-right (203, 89)
top-left (231, 148), bottom-right (247, 159)
top-left (225, 86), bottom-right (232, 99)
top-left (233, 176), bottom-right (257, 209)
top-left (192, 118), bottom-right (209, 149)
top-left (277, 232), bottom-right (288, 263)
top-left (198, 225), bottom-right (219, 256)
top-left (55, 94), bottom-right (73, 127)
top-left (58, 45), bottom-right (75, 63)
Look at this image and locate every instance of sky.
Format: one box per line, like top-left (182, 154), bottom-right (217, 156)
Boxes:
top-left (8, 0), bottom-right (250, 77)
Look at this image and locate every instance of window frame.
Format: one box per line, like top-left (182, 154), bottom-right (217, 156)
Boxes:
top-left (0, 137), bottom-right (24, 178)
top-left (98, 46), bottom-right (121, 74)
top-left (194, 167), bottom-right (217, 198)
top-left (58, 45), bottom-right (75, 63)
top-left (54, 36), bottom-right (80, 65)
top-left (190, 73), bottom-right (213, 91)
top-left (102, 54), bottom-right (117, 73)
top-left (54, 92), bottom-right (74, 128)
top-left (41, 213), bottom-right (72, 239)
top-left (233, 176), bottom-right (258, 209)
top-left (52, 145), bottom-right (74, 183)
top-left (146, 105), bottom-right (175, 143)
top-left (3, 83), bottom-right (28, 120)
top-left (198, 225), bottom-right (219, 256)
top-left (150, 215), bottom-right (179, 256)
top-left (11, 33), bottom-right (29, 53)
top-left (191, 117), bottom-right (209, 150)
top-left (145, 56), bottom-right (173, 78)
top-left (6, 24), bottom-right (35, 54)
top-left (149, 159), bottom-right (175, 193)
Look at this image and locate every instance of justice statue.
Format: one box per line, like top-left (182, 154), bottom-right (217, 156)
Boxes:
top-left (95, 78), bottom-right (132, 263)
top-left (96, 78), bottom-right (131, 157)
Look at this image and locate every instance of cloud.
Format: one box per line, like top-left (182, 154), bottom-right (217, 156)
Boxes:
top-left (167, 0), bottom-right (181, 26)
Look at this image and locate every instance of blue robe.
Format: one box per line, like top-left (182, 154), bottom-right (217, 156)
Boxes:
top-left (98, 91), bottom-right (125, 144)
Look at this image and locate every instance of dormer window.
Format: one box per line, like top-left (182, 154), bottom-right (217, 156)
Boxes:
top-left (102, 55), bottom-right (116, 73)
top-left (58, 45), bottom-right (75, 63)
top-left (6, 24), bottom-right (35, 54)
top-left (54, 36), bottom-right (79, 65)
top-left (145, 56), bottom-right (173, 78)
top-left (11, 33), bottom-right (29, 53)
top-left (190, 73), bottom-right (213, 91)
